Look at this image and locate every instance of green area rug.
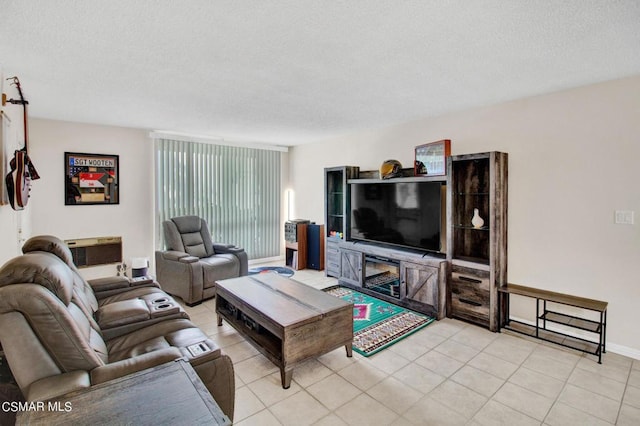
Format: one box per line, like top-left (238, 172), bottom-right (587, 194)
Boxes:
top-left (325, 286), bottom-right (435, 357)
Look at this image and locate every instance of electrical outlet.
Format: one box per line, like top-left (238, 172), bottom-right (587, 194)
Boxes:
top-left (614, 210), bottom-right (634, 225)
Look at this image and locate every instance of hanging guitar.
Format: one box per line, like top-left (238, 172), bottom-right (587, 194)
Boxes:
top-left (4, 76), bottom-right (40, 210)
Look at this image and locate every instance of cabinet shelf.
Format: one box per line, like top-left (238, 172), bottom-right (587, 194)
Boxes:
top-left (453, 225), bottom-right (490, 231)
top-left (455, 192), bottom-right (489, 196)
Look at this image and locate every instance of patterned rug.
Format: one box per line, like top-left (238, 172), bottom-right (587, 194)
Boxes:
top-left (324, 286), bottom-right (435, 356)
top-left (248, 266), bottom-right (295, 277)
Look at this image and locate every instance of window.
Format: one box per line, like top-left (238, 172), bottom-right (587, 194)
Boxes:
top-left (155, 137), bottom-right (281, 259)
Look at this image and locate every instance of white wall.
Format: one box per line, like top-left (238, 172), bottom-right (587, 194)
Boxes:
top-left (289, 75), bottom-right (640, 356)
top-left (26, 119), bottom-right (154, 278)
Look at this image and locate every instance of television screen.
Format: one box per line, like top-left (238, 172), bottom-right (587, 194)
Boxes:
top-left (350, 181), bottom-right (445, 253)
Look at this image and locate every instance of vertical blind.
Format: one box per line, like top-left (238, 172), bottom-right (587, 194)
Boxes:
top-left (155, 138), bottom-right (281, 260)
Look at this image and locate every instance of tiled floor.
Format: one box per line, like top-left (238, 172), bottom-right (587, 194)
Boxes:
top-left (184, 268), bottom-right (640, 425)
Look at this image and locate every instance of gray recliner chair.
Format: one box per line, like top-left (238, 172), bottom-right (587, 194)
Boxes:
top-left (155, 216), bottom-right (248, 306)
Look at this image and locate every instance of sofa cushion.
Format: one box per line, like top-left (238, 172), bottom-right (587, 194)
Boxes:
top-left (0, 252), bottom-right (74, 305)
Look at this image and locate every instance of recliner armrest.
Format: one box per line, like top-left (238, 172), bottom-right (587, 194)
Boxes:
top-left (26, 371), bottom-right (91, 402)
top-left (90, 347), bottom-right (182, 385)
top-left (159, 250), bottom-right (199, 263)
top-left (212, 243), bottom-right (244, 254)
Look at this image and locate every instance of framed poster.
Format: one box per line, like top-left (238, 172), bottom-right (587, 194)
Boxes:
top-left (414, 139), bottom-right (451, 176)
top-left (65, 152), bottom-right (119, 205)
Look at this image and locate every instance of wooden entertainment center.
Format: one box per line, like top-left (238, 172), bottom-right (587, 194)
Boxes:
top-left (323, 153), bottom-right (507, 327)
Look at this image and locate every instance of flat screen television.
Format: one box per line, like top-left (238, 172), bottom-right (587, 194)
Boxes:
top-left (350, 180), bottom-right (446, 254)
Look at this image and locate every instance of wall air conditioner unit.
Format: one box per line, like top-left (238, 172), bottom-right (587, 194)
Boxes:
top-left (64, 236), bottom-right (122, 268)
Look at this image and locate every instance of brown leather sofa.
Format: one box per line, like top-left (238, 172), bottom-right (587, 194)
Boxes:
top-left (0, 235), bottom-right (235, 420)
top-left (156, 215), bottom-right (249, 305)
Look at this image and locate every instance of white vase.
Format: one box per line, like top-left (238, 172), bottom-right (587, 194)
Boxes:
top-left (471, 208), bottom-right (484, 228)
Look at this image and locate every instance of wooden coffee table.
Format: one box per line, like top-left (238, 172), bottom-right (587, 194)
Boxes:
top-left (215, 273), bottom-right (353, 388)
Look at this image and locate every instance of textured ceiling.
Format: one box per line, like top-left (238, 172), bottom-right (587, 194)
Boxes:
top-left (1, 0), bottom-right (639, 146)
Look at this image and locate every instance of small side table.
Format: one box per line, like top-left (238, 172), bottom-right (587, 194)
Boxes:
top-left (16, 359), bottom-right (230, 425)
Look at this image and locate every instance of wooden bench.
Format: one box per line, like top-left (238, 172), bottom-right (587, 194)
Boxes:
top-left (498, 284), bottom-right (607, 363)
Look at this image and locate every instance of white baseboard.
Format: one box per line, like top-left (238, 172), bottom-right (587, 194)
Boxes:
top-left (508, 315), bottom-right (640, 361)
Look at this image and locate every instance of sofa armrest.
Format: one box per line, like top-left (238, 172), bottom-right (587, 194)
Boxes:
top-left (25, 371), bottom-right (91, 402)
top-left (89, 276), bottom-right (161, 301)
top-left (90, 347), bottom-right (182, 385)
top-left (88, 276), bottom-right (131, 293)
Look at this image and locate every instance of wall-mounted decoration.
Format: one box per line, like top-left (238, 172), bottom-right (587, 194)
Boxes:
top-left (65, 152), bottom-right (119, 205)
top-left (414, 139), bottom-right (451, 176)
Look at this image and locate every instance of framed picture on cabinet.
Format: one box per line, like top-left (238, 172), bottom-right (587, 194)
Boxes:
top-left (414, 139), bottom-right (451, 176)
top-left (65, 152), bottom-right (119, 205)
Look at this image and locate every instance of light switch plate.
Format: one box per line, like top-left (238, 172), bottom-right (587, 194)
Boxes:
top-left (615, 210), bottom-right (634, 225)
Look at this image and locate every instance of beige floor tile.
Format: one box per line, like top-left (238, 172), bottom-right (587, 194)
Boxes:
top-left (334, 393), bottom-right (399, 425)
top-left (567, 367), bottom-right (626, 401)
top-left (628, 369), bottom-right (640, 388)
top-left (472, 400), bottom-right (541, 426)
top-left (557, 384), bottom-right (620, 424)
top-left (211, 327), bottom-right (245, 348)
top-left (234, 385), bottom-right (267, 423)
top-left (427, 318), bottom-right (467, 338)
top-left (531, 344), bottom-right (581, 366)
top-left (367, 376), bottom-right (424, 414)
top-left (403, 395), bottom-right (469, 425)
top-left (306, 373), bottom-right (361, 410)
top-left (492, 382), bottom-right (554, 421)
top-left (221, 339), bottom-right (260, 363)
top-left (270, 391), bottom-right (329, 426)
top-left (389, 416), bottom-right (416, 426)
top-left (617, 403), bottom-right (640, 426)
top-left (313, 413), bottom-right (348, 426)
top-left (247, 371), bottom-right (302, 407)
top-left (316, 346), bottom-right (359, 372)
top-left (337, 359), bottom-right (387, 391)
top-left (623, 384), bottom-right (640, 409)
top-left (415, 348), bottom-right (464, 377)
top-left (393, 362), bottom-right (446, 394)
top-left (468, 352), bottom-right (519, 380)
top-left (483, 333), bottom-right (537, 364)
top-left (575, 356), bottom-right (631, 383)
top-left (235, 354), bottom-right (280, 384)
top-left (386, 331), bottom-right (440, 360)
top-left (599, 350), bottom-right (634, 370)
top-left (235, 408), bottom-right (283, 426)
top-left (430, 380), bottom-right (488, 419)
top-left (291, 358), bottom-right (333, 388)
top-left (450, 365), bottom-right (505, 397)
top-left (633, 359), bottom-right (640, 371)
top-left (544, 401), bottom-right (613, 426)
top-left (434, 339), bottom-right (481, 363)
top-left (362, 346), bottom-right (411, 375)
top-left (508, 366), bottom-right (565, 399)
top-left (450, 324), bottom-right (499, 351)
top-left (522, 350), bottom-right (577, 381)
